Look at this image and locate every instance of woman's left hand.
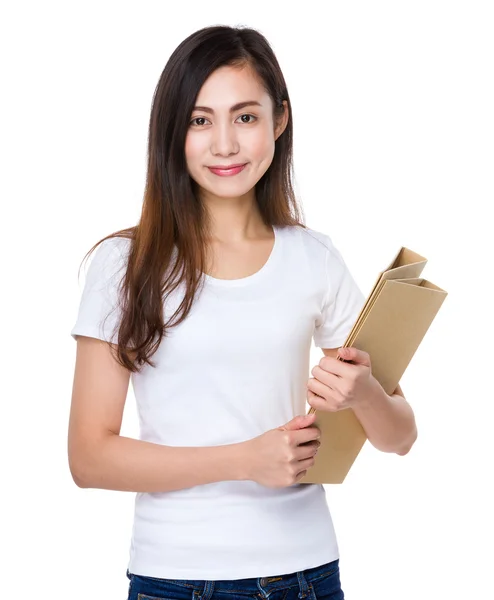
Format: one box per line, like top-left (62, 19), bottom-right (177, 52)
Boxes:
top-left (307, 347), bottom-right (381, 412)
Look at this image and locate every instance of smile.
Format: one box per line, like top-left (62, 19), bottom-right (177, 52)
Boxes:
top-left (207, 164), bottom-right (247, 177)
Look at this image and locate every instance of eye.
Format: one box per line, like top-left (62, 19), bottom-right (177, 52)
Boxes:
top-left (189, 117), bottom-right (210, 127)
top-left (236, 114), bottom-right (257, 124)
top-left (189, 114), bottom-right (258, 127)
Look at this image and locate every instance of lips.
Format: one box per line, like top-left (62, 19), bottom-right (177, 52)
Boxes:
top-left (207, 163), bottom-right (247, 177)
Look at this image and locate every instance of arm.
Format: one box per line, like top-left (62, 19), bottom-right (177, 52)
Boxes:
top-left (74, 433), bottom-right (249, 492)
top-left (350, 381), bottom-right (417, 455)
top-left (68, 336), bottom-right (248, 492)
top-left (320, 348), bottom-right (417, 455)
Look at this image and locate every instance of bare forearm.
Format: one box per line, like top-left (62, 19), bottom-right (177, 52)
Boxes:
top-left (352, 381), bottom-right (417, 455)
top-left (72, 434), bottom-right (249, 492)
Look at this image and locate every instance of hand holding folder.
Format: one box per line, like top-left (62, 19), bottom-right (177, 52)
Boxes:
top-left (300, 247), bottom-right (448, 484)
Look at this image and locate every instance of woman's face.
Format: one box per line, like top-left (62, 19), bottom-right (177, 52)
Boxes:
top-left (185, 64), bottom-right (287, 202)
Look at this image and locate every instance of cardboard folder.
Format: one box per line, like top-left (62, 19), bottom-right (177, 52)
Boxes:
top-left (299, 247), bottom-right (448, 484)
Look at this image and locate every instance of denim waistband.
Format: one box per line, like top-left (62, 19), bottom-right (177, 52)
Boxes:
top-left (127, 559), bottom-right (339, 598)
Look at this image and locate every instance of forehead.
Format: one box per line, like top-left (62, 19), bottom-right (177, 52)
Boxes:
top-left (195, 65), bottom-right (269, 107)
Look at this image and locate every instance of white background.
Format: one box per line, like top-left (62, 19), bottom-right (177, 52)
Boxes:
top-left (2, 1), bottom-right (492, 598)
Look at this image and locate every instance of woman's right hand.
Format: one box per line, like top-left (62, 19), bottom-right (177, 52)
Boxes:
top-left (243, 413), bottom-right (321, 488)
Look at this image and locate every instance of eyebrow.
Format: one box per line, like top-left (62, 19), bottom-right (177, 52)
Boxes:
top-left (191, 101), bottom-right (263, 114)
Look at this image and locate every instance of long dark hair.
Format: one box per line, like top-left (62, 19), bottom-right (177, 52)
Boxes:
top-left (78, 24), bottom-right (306, 373)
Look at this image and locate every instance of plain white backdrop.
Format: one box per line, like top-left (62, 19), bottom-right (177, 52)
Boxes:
top-left (1, 1), bottom-right (492, 598)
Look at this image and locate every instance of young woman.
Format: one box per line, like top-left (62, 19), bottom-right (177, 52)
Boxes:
top-left (68, 25), bottom-right (417, 600)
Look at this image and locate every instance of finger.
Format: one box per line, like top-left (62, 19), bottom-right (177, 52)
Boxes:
top-left (307, 381), bottom-right (342, 407)
top-left (307, 376), bottom-right (331, 399)
top-left (310, 367), bottom-right (345, 395)
top-left (317, 355), bottom-right (355, 378)
top-left (307, 389), bottom-right (339, 412)
top-left (338, 346), bottom-right (371, 367)
top-left (306, 389), bottom-right (324, 410)
top-left (323, 370), bottom-right (346, 396)
top-left (295, 424), bottom-right (321, 444)
top-left (297, 440), bottom-right (320, 460)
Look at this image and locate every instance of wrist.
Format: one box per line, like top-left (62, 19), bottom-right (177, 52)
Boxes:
top-left (231, 440), bottom-right (252, 481)
top-left (353, 376), bottom-right (389, 412)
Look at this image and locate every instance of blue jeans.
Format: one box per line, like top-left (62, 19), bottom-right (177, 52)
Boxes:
top-left (126, 559), bottom-right (344, 600)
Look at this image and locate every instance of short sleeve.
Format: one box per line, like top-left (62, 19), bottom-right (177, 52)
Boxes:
top-left (313, 240), bottom-right (366, 349)
top-left (70, 238), bottom-right (128, 344)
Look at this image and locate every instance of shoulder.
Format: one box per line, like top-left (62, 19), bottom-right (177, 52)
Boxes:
top-left (298, 226), bottom-right (332, 248)
top-left (90, 236), bottom-right (131, 266)
top-left (292, 225), bottom-right (341, 262)
top-left (293, 226), bottom-right (356, 296)
top-left (83, 236), bottom-right (132, 287)
top-left (97, 235), bottom-right (131, 257)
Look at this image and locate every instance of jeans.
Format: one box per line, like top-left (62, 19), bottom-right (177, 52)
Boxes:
top-left (126, 559), bottom-right (343, 600)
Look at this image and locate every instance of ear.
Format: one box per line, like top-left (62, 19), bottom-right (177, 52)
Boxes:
top-left (274, 100), bottom-right (289, 140)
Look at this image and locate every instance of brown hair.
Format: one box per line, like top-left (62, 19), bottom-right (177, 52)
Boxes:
top-left (78, 25), bottom-right (306, 373)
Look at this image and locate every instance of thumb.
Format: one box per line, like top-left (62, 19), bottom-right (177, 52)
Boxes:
top-left (338, 346), bottom-right (371, 367)
top-left (279, 413), bottom-right (316, 431)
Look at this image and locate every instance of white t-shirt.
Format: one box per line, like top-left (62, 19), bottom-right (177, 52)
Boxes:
top-left (70, 224), bottom-right (365, 580)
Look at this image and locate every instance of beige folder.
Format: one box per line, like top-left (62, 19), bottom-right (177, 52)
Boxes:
top-left (300, 248), bottom-right (448, 484)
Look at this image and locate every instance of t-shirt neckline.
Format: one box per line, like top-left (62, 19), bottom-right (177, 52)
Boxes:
top-left (201, 225), bottom-right (282, 288)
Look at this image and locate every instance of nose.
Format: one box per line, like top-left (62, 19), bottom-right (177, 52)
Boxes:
top-left (210, 121), bottom-right (239, 157)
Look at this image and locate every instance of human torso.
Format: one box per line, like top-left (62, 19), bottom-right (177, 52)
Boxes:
top-left (120, 224), bottom-right (366, 579)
